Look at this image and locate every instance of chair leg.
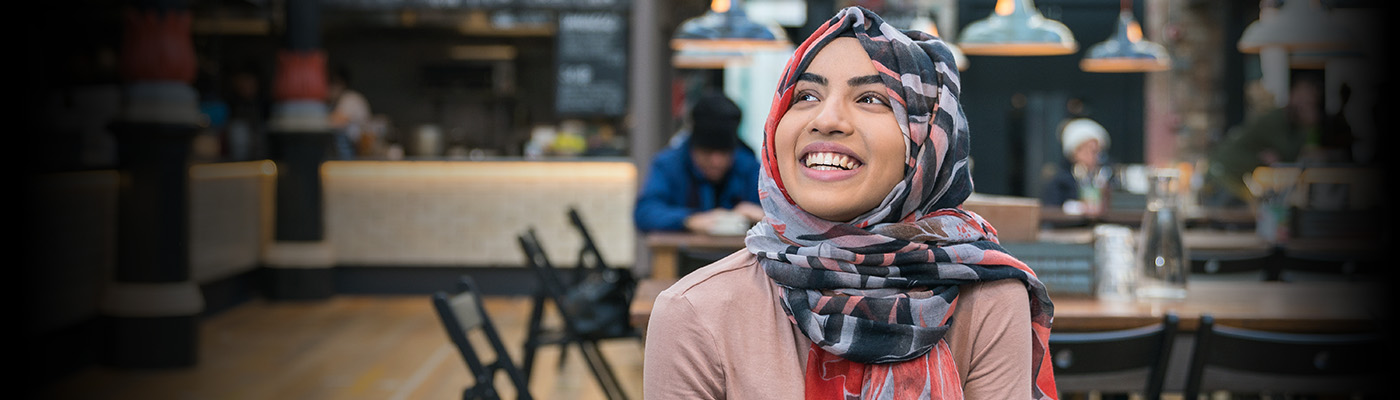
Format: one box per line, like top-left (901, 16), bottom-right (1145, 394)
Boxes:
top-left (520, 292), bottom-right (547, 383)
top-left (577, 340), bottom-right (628, 400)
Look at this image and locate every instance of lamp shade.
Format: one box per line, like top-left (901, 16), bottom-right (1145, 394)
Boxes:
top-left (1237, 0), bottom-right (1351, 54)
top-left (1080, 8), bottom-right (1170, 73)
top-left (671, 0), bottom-right (790, 69)
top-left (958, 0), bottom-right (1077, 56)
top-left (672, 0), bottom-right (790, 52)
top-left (910, 12), bottom-right (969, 70)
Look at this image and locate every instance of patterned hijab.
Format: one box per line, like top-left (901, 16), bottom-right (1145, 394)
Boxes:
top-left (743, 6), bottom-right (1057, 399)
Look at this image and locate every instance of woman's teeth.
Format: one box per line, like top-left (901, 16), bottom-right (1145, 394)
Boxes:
top-left (803, 152), bottom-right (861, 170)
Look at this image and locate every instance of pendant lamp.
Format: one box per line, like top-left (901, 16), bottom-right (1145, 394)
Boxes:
top-left (1237, 0), bottom-right (1351, 54)
top-left (1080, 0), bottom-right (1170, 73)
top-left (910, 11), bottom-right (969, 71)
top-left (958, 0), bottom-right (1077, 56)
top-left (672, 0), bottom-right (791, 68)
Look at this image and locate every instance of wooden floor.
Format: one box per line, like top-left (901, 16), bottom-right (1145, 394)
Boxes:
top-left (36, 295), bottom-right (645, 400)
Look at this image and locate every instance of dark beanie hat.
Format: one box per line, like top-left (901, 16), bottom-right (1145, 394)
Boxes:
top-left (690, 92), bottom-right (742, 151)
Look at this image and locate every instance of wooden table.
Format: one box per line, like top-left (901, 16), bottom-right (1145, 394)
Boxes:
top-left (631, 278), bottom-right (1385, 335)
top-left (1052, 280), bottom-right (1384, 332)
top-left (1035, 227), bottom-right (1273, 253)
top-left (1039, 207), bottom-right (1256, 228)
top-left (644, 231), bottom-right (746, 280)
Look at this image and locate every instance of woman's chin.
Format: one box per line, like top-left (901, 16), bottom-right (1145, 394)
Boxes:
top-left (793, 196), bottom-right (869, 223)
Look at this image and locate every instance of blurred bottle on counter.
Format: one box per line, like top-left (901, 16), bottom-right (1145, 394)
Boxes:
top-left (552, 119), bottom-right (587, 156)
top-left (355, 114), bottom-right (389, 158)
top-left (412, 124), bottom-right (443, 157)
top-left (524, 125), bottom-right (555, 159)
top-left (1136, 168), bottom-right (1188, 299)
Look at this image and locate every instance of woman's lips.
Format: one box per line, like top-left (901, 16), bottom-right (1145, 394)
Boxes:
top-left (799, 142), bottom-right (863, 182)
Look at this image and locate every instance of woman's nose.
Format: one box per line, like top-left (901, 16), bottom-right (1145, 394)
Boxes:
top-left (809, 100), bottom-right (854, 136)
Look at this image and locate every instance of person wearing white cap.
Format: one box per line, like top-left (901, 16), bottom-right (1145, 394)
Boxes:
top-left (1042, 117), bottom-right (1114, 216)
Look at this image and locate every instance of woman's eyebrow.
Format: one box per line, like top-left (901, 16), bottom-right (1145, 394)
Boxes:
top-left (847, 74), bottom-right (883, 87)
top-left (797, 72), bottom-right (827, 86)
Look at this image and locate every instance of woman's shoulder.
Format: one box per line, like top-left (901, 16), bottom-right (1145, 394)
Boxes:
top-left (658, 249), bottom-right (766, 305)
top-left (959, 279), bottom-right (1031, 312)
top-left (949, 279), bottom-right (1033, 339)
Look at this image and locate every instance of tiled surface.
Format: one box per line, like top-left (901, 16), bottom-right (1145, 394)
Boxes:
top-left (188, 161), bottom-right (276, 282)
top-left (323, 160), bottom-right (637, 267)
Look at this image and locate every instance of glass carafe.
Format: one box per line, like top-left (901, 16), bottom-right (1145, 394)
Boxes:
top-left (1135, 168), bottom-right (1188, 299)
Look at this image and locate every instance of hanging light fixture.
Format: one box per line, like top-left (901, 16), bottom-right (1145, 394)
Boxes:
top-left (910, 10), bottom-right (969, 70)
top-left (671, 0), bottom-right (791, 68)
top-left (1239, 0), bottom-right (1357, 107)
top-left (1283, 5), bottom-right (1369, 69)
top-left (957, 0), bottom-right (1077, 56)
top-left (1237, 0), bottom-right (1351, 54)
top-left (1080, 0), bottom-right (1170, 73)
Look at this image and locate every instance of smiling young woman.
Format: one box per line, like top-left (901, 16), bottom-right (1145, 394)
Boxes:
top-left (644, 6), bottom-right (1057, 400)
top-left (773, 37), bottom-right (907, 222)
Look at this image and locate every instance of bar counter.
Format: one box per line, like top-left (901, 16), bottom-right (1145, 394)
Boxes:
top-left (321, 158), bottom-right (637, 267)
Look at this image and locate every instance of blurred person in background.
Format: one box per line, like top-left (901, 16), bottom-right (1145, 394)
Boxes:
top-left (327, 64), bottom-right (370, 160)
top-left (1312, 82), bottom-right (1354, 163)
top-left (1042, 117), bottom-right (1115, 216)
top-left (223, 61), bottom-right (270, 161)
top-left (1204, 72), bottom-right (1323, 207)
top-left (634, 91), bottom-right (762, 234)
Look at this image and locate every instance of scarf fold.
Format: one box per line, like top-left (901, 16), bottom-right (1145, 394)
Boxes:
top-left (744, 6), bottom-right (1057, 399)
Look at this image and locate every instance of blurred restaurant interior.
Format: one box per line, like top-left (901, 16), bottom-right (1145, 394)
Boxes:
top-left (21, 0), bottom-right (1393, 398)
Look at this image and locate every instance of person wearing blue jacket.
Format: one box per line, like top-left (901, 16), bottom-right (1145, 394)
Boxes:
top-left (635, 92), bottom-right (763, 233)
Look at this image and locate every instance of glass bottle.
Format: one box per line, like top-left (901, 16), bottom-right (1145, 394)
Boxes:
top-left (1135, 168), bottom-right (1188, 299)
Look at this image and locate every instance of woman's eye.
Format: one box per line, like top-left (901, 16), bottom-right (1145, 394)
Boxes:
top-left (858, 94), bottom-right (887, 106)
top-left (796, 93), bottom-right (819, 103)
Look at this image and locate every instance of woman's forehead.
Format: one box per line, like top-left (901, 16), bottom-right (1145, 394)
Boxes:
top-left (804, 37), bottom-right (873, 76)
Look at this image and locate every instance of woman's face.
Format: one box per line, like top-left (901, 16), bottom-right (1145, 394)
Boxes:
top-left (1073, 139), bottom-right (1101, 169)
top-left (774, 37), bottom-right (907, 222)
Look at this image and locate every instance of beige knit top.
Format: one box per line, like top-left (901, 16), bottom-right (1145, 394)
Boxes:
top-left (643, 249), bottom-right (1034, 399)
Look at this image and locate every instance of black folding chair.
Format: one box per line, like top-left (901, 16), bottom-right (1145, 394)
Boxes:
top-left (1183, 314), bottom-right (1386, 399)
top-left (517, 229), bottom-right (638, 400)
top-left (432, 275), bottom-right (533, 400)
top-left (1049, 313), bottom-right (1179, 400)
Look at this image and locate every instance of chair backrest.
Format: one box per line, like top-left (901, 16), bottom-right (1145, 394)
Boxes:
top-left (568, 207), bottom-right (610, 272)
top-left (519, 228), bottom-right (635, 340)
top-left (1048, 313), bottom-right (1179, 400)
top-left (432, 275), bottom-right (533, 400)
top-left (519, 229), bottom-right (569, 301)
top-left (518, 229), bottom-right (586, 329)
top-left (1183, 314), bottom-right (1384, 399)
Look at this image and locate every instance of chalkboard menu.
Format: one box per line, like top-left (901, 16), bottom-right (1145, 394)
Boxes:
top-left (554, 11), bottom-right (628, 117)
